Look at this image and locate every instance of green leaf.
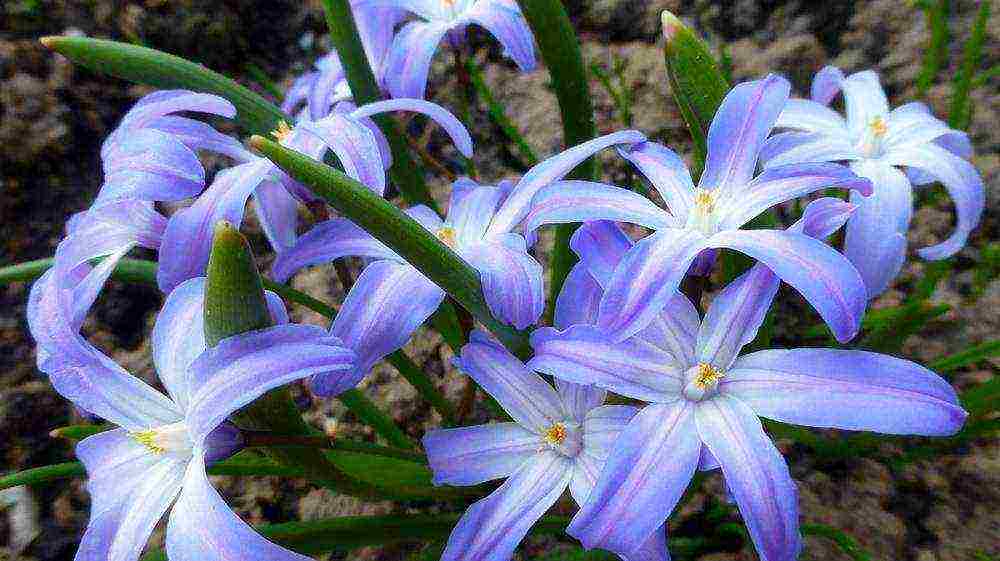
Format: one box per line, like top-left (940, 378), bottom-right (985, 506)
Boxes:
top-left (0, 462), bottom-right (85, 490)
top-left (387, 352), bottom-right (457, 425)
top-left (915, 0), bottom-right (950, 97)
top-left (660, 10), bottom-right (730, 173)
top-left (930, 339), bottom-right (1000, 374)
top-left (948, 0), bottom-right (990, 130)
top-left (49, 424), bottom-right (112, 441)
top-left (338, 388), bottom-right (416, 449)
top-left (859, 302), bottom-right (951, 354)
top-left (249, 135), bottom-right (531, 358)
top-left (40, 36), bottom-right (288, 135)
top-left (318, 0), bottom-right (436, 210)
top-left (959, 375), bottom-right (1000, 418)
top-left (140, 513), bottom-right (571, 560)
top-left (514, 0), bottom-right (599, 326)
top-left (466, 57), bottom-right (539, 168)
top-left (801, 523), bottom-right (873, 561)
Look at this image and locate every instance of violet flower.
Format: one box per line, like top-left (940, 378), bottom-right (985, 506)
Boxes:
top-left (27, 275), bottom-right (356, 561)
top-left (523, 75), bottom-right (873, 343)
top-left (527, 202), bottom-right (967, 561)
top-left (761, 66), bottom-right (985, 297)
top-left (270, 130), bottom-right (644, 334)
top-left (424, 331), bottom-right (668, 561)
top-left (366, 0), bottom-right (536, 99)
top-left (282, 1), bottom-right (405, 120)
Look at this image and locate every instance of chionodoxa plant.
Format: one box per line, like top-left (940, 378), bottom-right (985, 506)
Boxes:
top-left (1, 1), bottom-right (993, 560)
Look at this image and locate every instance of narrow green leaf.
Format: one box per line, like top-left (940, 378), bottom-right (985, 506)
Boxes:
top-left (959, 375), bottom-right (1000, 417)
top-left (141, 513), bottom-right (571, 560)
top-left (660, 10), bottom-right (730, 171)
top-left (318, 0), bottom-right (437, 209)
top-left (801, 523), bottom-right (873, 561)
top-left (387, 353), bottom-right (457, 425)
top-left (948, 0), bottom-right (990, 130)
top-left (249, 135), bottom-right (531, 358)
top-left (859, 302), bottom-right (951, 354)
top-left (338, 388), bottom-right (416, 449)
top-left (916, 0), bottom-right (950, 97)
top-left (466, 58), bottom-right (539, 168)
top-left (40, 36), bottom-right (288, 135)
top-left (0, 462), bottom-right (85, 490)
top-left (931, 339), bottom-right (1000, 374)
top-left (49, 424), bottom-right (112, 441)
top-left (515, 0), bottom-right (599, 325)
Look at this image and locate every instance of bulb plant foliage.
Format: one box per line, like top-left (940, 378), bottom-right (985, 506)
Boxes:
top-left (6, 2), bottom-right (992, 561)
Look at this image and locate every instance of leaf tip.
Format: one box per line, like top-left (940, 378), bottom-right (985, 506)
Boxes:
top-left (248, 134), bottom-right (267, 152)
top-left (661, 10), bottom-right (684, 40)
top-left (39, 36), bottom-right (59, 49)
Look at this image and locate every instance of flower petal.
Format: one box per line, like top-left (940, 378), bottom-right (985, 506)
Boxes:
top-left (441, 452), bottom-right (572, 561)
top-left (724, 348), bottom-right (967, 435)
top-left (529, 325), bottom-right (684, 403)
top-left (788, 197), bottom-right (856, 239)
top-left (156, 159), bottom-right (273, 293)
top-left (146, 115), bottom-right (254, 162)
top-left (617, 141), bottom-right (695, 221)
top-left (457, 330), bottom-right (564, 433)
top-left (718, 162), bottom-right (872, 231)
top-left (554, 263), bottom-right (602, 330)
top-left (696, 266), bottom-right (779, 370)
top-left (463, 236), bottom-right (544, 329)
top-left (269, 218), bottom-right (396, 283)
top-left (581, 404), bottom-right (638, 459)
top-left (298, 115), bottom-right (387, 195)
top-left (465, 0), bottom-right (536, 72)
top-left (567, 402), bottom-right (699, 555)
top-left (487, 130), bottom-right (647, 237)
top-left (325, 260), bottom-right (445, 396)
top-left (445, 180), bottom-right (505, 247)
top-left (598, 228), bottom-right (708, 342)
top-left (774, 98), bottom-right (847, 133)
top-left (385, 20), bottom-right (452, 99)
top-left (185, 324), bottom-right (355, 442)
top-left (151, 278), bottom-right (207, 410)
top-left (557, 379), bottom-right (608, 424)
top-left (695, 396), bottom-right (800, 561)
top-left (840, 70), bottom-right (889, 133)
top-left (523, 180), bottom-right (677, 240)
top-left (423, 422), bottom-right (541, 486)
top-left (351, 98), bottom-right (474, 158)
top-left (76, 429), bottom-right (165, 521)
top-left (700, 75), bottom-right (790, 196)
top-left (884, 143), bottom-right (984, 260)
top-left (810, 66), bottom-right (845, 104)
top-left (759, 132), bottom-right (859, 169)
top-left (98, 128), bottom-right (205, 204)
top-left (844, 160), bottom-right (913, 297)
top-left (253, 179), bottom-right (301, 253)
top-left (707, 229), bottom-right (866, 344)
top-left (569, 220), bottom-right (632, 287)
top-left (166, 455), bottom-right (311, 561)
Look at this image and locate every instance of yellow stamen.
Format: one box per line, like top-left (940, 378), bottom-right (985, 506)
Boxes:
top-left (693, 363), bottom-right (725, 389)
top-left (436, 226), bottom-right (458, 249)
top-left (270, 120), bottom-right (294, 143)
top-left (131, 429), bottom-right (165, 454)
top-left (693, 188), bottom-right (715, 214)
top-left (544, 423), bottom-right (567, 446)
top-left (869, 116), bottom-right (887, 137)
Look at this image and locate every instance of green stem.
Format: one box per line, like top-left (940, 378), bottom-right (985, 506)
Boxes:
top-left (515, 0), bottom-right (599, 325)
top-left (948, 0), bottom-right (990, 130)
top-left (338, 389), bottom-right (416, 449)
top-left (319, 0), bottom-right (437, 210)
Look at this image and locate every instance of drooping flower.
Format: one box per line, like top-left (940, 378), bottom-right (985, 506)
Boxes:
top-left (527, 201), bottom-right (967, 561)
top-left (27, 274), bottom-right (356, 561)
top-left (760, 66), bottom-right (985, 297)
top-left (282, 1), bottom-right (405, 120)
top-left (523, 75), bottom-right (873, 343)
top-left (424, 331), bottom-right (668, 561)
top-left (270, 130), bottom-right (645, 338)
top-left (367, 0), bottom-right (536, 99)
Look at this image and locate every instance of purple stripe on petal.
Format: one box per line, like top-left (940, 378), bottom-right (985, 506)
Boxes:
top-left (597, 228), bottom-right (708, 342)
top-left (99, 128), bottom-right (205, 204)
top-left (567, 402), bottom-right (699, 556)
top-left (696, 265), bottom-right (779, 370)
top-left (707, 229), bottom-right (866, 344)
top-left (700, 75), bottom-right (790, 196)
top-left (351, 98), bottom-right (474, 157)
top-left (166, 456), bottom-right (312, 561)
top-left (810, 66), bottom-right (845, 105)
top-left (270, 218), bottom-right (396, 283)
top-left (157, 159), bottom-right (272, 293)
top-left (325, 260), bottom-right (445, 396)
top-left (445, 180), bottom-right (505, 247)
top-left (464, 236), bottom-right (544, 329)
top-left (488, 130), bottom-right (647, 237)
top-left (465, 0), bottom-right (536, 72)
top-left (695, 396), bottom-right (800, 561)
top-left (581, 404), bottom-right (638, 460)
top-left (523, 180), bottom-right (677, 240)
top-left (529, 325), bottom-right (684, 403)
top-left (151, 277), bottom-right (207, 410)
top-left (385, 20), bottom-right (452, 99)
top-left (298, 116), bottom-right (387, 195)
top-left (423, 423), bottom-right (540, 486)
top-left (618, 141), bottom-right (695, 222)
top-left (457, 330), bottom-right (564, 433)
top-left (253, 180), bottom-right (301, 253)
top-left (557, 379), bottom-right (608, 425)
top-left (569, 220), bottom-right (633, 288)
top-left (554, 263), bottom-right (602, 330)
top-left (725, 348), bottom-right (967, 435)
top-left (844, 160), bottom-right (913, 297)
top-left (774, 99), bottom-right (846, 133)
top-left (441, 452), bottom-right (572, 561)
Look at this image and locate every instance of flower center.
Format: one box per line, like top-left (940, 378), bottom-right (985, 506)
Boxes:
top-left (270, 120), bottom-right (294, 143)
top-left (683, 362), bottom-right (725, 401)
top-left (130, 422), bottom-right (194, 456)
top-left (686, 188), bottom-right (718, 235)
top-left (436, 226), bottom-right (458, 249)
top-left (856, 116), bottom-right (887, 158)
top-left (542, 422), bottom-right (582, 458)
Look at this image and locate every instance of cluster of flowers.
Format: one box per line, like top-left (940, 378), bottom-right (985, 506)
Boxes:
top-left (26, 2), bottom-right (983, 561)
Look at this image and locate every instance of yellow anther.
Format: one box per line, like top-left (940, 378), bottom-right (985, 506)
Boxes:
top-left (270, 120), bottom-right (294, 143)
top-left (869, 117), bottom-right (887, 137)
top-left (442, 0), bottom-right (455, 6)
top-left (693, 363), bottom-right (725, 389)
top-left (131, 430), bottom-right (165, 454)
top-left (693, 188), bottom-right (715, 214)
top-left (436, 226), bottom-right (458, 249)
top-left (544, 423), bottom-right (568, 446)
